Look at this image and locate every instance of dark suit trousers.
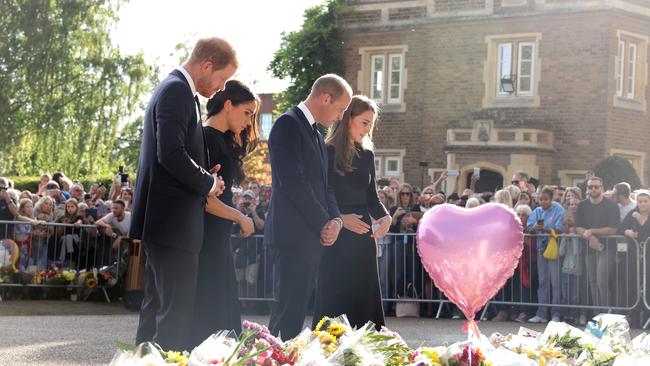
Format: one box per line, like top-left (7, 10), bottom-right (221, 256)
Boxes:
top-left (268, 243), bottom-right (322, 339)
top-left (135, 242), bottom-right (199, 351)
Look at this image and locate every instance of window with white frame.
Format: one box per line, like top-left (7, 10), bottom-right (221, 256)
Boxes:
top-left (364, 48), bottom-right (405, 105)
top-left (614, 31), bottom-right (648, 110)
top-left (496, 40), bottom-right (535, 97)
top-left (385, 157), bottom-right (401, 177)
top-left (484, 33), bottom-right (541, 108)
top-left (627, 43), bottom-right (637, 99)
top-left (370, 53), bottom-right (403, 104)
top-left (374, 156), bottom-right (382, 176)
top-left (617, 41), bottom-right (624, 97)
top-left (260, 113), bottom-right (273, 140)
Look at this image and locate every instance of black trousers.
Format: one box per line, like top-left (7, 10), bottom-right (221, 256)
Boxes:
top-left (268, 244), bottom-right (322, 339)
top-left (135, 242), bottom-right (199, 351)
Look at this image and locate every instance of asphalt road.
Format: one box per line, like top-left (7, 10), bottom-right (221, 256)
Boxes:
top-left (0, 301), bottom-right (645, 366)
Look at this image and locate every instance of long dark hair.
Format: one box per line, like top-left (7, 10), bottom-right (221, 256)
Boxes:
top-left (325, 95), bottom-right (378, 176)
top-left (206, 80), bottom-right (260, 185)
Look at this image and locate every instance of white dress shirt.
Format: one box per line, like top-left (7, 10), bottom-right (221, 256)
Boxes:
top-left (175, 66), bottom-right (219, 194)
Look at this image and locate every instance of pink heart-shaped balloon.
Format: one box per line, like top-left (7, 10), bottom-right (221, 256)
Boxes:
top-left (416, 203), bottom-right (524, 321)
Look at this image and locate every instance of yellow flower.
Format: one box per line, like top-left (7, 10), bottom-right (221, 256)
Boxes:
top-left (420, 348), bottom-right (440, 364)
top-left (327, 324), bottom-right (345, 337)
top-left (314, 331), bottom-right (337, 345)
top-left (315, 317), bottom-right (330, 332)
top-left (87, 278), bottom-right (97, 288)
top-left (63, 271), bottom-right (75, 281)
top-left (165, 351), bottom-right (188, 366)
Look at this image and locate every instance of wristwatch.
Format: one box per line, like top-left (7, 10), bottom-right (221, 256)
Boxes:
top-left (332, 217), bottom-right (343, 229)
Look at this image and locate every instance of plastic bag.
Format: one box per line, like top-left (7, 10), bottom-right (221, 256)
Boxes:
top-left (543, 230), bottom-right (559, 260)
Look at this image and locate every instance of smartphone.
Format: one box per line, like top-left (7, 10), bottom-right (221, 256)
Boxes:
top-left (473, 167), bottom-right (480, 178)
top-left (537, 219), bottom-right (545, 227)
top-left (121, 173), bottom-right (129, 183)
top-left (447, 170), bottom-right (460, 177)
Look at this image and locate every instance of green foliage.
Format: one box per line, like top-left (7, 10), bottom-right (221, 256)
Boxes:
top-left (0, 0), bottom-right (157, 177)
top-left (268, 0), bottom-right (345, 115)
top-left (592, 156), bottom-right (641, 190)
top-left (9, 176), bottom-right (114, 193)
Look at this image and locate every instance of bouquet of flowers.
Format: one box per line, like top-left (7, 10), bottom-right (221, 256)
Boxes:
top-left (111, 314), bottom-right (650, 366)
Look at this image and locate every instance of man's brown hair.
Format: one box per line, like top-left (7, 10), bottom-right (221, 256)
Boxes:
top-left (189, 37), bottom-right (238, 70)
top-left (310, 74), bottom-right (352, 102)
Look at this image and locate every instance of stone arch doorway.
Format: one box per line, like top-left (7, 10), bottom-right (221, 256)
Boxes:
top-left (465, 169), bottom-right (504, 193)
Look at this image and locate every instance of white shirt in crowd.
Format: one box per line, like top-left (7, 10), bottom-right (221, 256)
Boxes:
top-left (619, 200), bottom-right (636, 222)
top-left (98, 211), bottom-right (132, 236)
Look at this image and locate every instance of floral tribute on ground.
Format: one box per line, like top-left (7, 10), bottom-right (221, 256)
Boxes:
top-left (111, 314), bottom-right (650, 366)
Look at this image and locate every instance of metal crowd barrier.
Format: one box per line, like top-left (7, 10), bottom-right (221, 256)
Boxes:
top-left (0, 220), bottom-right (123, 303)
top-left (230, 232), bottom-right (650, 327)
top-left (642, 238), bottom-right (650, 328)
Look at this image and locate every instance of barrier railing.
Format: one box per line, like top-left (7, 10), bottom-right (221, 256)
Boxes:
top-left (4, 219), bottom-right (649, 325)
top-left (0, 220), bottom-right (124, 303)
top-left (642, 238), bottom-right (650, 328)
top-left (230, 232), bottom-right (649, 326)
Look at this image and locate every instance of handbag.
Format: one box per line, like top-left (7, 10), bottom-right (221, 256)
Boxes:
top-left (396, 283), bottom-right (420, 318)
top-left (543, 229), bottom-right (559, 260)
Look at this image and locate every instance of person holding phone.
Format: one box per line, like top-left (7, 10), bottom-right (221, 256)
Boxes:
top-left (526, 187), bottom-right (565, 323)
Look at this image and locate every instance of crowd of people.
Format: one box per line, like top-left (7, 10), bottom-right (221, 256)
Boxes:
top-left (371, 170), bottom-right (649, 326)
top-left (0, 171), bottom-right (133, 272)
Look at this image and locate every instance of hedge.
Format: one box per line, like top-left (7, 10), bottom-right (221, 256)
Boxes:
top-left (8, 176), bottom-right (115, 193)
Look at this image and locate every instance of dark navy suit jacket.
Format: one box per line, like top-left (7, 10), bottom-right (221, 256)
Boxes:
top-left (264, 106), bottom-right (340, 249)
top-left (130, 69), bottom-right (214, 253)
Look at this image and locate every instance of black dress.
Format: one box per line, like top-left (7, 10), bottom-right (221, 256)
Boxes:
top-left (191, 127), bottom-right (241, 345)
top-left (312, 145), bottom-right (389, 330)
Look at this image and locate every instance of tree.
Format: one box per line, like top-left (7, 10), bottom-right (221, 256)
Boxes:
top-left (243, 142), bottom-right (271, 185)
top-left (0, 0), bottom-right (156, 177)
top-left (268, 0), bottom-right (344, 116)
top-left (592, 156), bottom-right (641, 190)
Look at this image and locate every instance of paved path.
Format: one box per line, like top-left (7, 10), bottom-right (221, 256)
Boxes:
top-left (0, 301), bottom-right (645, 365)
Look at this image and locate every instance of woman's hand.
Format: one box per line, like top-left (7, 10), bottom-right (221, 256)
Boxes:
top-left (371, 215), bottom-right (391, 239)
top-left (342, 214), bottom-right (370, 234)
top-left (238, 216), bottom-right (255, 238)
top-left (625, 229), bottom-right (638, 239)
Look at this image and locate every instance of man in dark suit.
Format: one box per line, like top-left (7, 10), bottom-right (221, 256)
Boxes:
top-left (130, 37), bottom-right (237, 351)
top-left (265, 74), bottom-right (352, 339)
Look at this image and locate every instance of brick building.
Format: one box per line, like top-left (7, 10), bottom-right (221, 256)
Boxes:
top-left (338, 0), bottom-right (650, 193)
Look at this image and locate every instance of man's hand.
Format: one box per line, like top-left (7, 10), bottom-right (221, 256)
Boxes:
top-left (341, 214), bottom-right (370, 234)
top-left (103, 226), bottom-right (113, 238)
top-left (371, 215), bottom-right (391, 239)
top-left (588, 235), bottom-right (603, 251)
top-left (582, 229), bottom-right (592, 239)
top-left (112, 236), bottom-right (123, 250)
top-left (238, 216), bottom-right (255, 238)
top-left (320, 219), bottom-right (342, 246)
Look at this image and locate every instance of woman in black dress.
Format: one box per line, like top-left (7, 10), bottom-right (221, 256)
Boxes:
top-left (191, 80), bottom-right (258, 345)
top-left (312, 95), bottom-right (392, 330)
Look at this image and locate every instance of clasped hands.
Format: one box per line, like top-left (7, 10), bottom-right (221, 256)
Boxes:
top-left (320, 219), bottom-right (342, 246)
top-left (208, 164), bottom-right (226, 197)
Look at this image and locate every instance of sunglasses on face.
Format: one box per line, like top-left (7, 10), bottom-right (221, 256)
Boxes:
top-left (511, 180), bottom-right (520, 185)
top-left (400, 192), bottom-right (412, 196)
top-left (588, 185), bottom-right (602, 190)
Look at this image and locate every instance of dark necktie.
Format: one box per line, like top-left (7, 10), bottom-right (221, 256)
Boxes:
top-left (312, 123), bottom-right (325, 162)
top-left (194, 96), bottom-right (202, 124)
